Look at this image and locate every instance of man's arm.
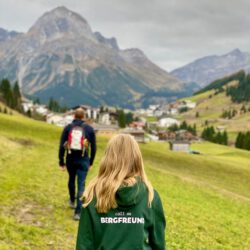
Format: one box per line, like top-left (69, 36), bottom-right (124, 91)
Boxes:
top-left (89, 127), bottom-right (96, 166)
top-left (59, 126), bottom-right (69, 167)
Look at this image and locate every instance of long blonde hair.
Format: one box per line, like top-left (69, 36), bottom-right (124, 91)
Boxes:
top-left (83, 134), bottom-right (154, 213)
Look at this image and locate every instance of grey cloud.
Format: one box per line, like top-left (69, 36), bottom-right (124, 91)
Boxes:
top-left (0, 0), bottom-right (250, 70)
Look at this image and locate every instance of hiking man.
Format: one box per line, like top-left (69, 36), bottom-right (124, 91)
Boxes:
top-left (59, 108), bottom-right (96, 220)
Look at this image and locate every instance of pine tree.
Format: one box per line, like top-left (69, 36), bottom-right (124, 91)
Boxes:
top-left (209, 126), bottom-right (215, 141)
top-left (48, 97), bottom-right (54, 111)
top-left (0, 79), bottom-right (13, 107)
top-left (222, 131), bottom-right (228, 145)
top-left (201, 127), bottom-right (213, 141)
top-left (201, 127), bottom-right (207, 139)
top-left (202, 126), bottom-right (216, 142)
top-left (13, 81), bottom-right (22, 111)
top-left (180, 121), bottom-right (188, 130)
top-left (232, 109), bottom-right (237, 117)
top-left (169, 124), bottom-right (179, 132)
top-left (193, 124), bottom-right (197, 136)
top-left (221, 110), bottom-right (227, 118)
top-left (48, 97), bottom-right (64, 112)
top-left (243, 132), bottom-right (250, 150)
top-left (100, 106), bottom-right (104, 113)
top-left (215, 132), bottom-right (222, 144)
top-left (117, 109), bottom-right (126, 128)
top-left (125, 112), bottom-right (133, 125)
top-left (48, 97), bottom-right (60, 112)
top-left (3, 107), bottom-right (8, 114)
top-left (235, 132), bottom-right (243, 149)
top-left (241, 105), bottom-right (247, 114)
top-left (34, 97), bottom-right (40, 104)
top-left (26, 109), bottom-right (32, 117)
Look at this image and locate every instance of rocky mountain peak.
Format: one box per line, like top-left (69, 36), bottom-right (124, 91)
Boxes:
top-left (123, 48), bottom-right (146, 57)
top-left (226, 48), bottom-right (246, 60)
top-left (0, 28), bottom-right (21, 42)
top-left (27, 6), bottom-right (94, 43)
top-left (121, 48), bottom-right (147, 63)
top-left (228, 48), bottom-right (242, 56)
top-left (94, 32), bottom-right (119, 50)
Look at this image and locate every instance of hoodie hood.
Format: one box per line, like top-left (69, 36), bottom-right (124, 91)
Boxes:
top-left (72, 119), bottom-right (85, 126)
top-left (116, 178), bottom-right (147, 208)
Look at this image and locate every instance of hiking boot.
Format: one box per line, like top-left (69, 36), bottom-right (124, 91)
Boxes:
top-left (74, 213), bottom-right (80, 221)
top-left (69, 200), bottom-right (75, 209)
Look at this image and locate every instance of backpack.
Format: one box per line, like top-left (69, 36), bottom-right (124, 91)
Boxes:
top-left (67, 124), bottom-right (87, 155)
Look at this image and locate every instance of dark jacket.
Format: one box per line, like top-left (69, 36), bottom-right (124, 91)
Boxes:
top-left (76, 179), bottom-right (166, 250)
top-left (59, 119), bottom-right (96, 166)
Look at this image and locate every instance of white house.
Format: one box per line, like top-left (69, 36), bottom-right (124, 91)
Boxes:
top-left (170, 108), bottom-right (178, 115)
top-left (93, 123), bottom-right (119, 136)
top-left (152, 106), bottom-right (164, 117)
top-left (34, 105), bottom-right (48, 115)
top-left (86, 108), bottom-right (98, 120)
top-left (136, 109), bottom-right (147, 115)
top-left (63, 114), bottom-right (74, 125)
top-left (22, 100), bottom-right (34, 113)
top-left (122, 128), bottom-right (145, 143)
top-left (98, 112), bottom-right (111, 125)
top-left (183, 100), bottom-right (196, 109)
top-left (46, 113), bottom-right (74, 127)
top-left (169, 141), bottom-right (190, 152)
top-left (146, 105), bottom-right (161, 116)
top-left (146, 109), bottom-right (153, 116)
top-left (158, 117), bottom-right (180, 128)
top-left (46, 114), bottom-right (64, 126)
top-left (149, 105), bottom-right (160, 110)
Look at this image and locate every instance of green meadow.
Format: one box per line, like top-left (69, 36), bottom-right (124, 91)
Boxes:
top-left (178, 89), bottom-right (250, 145)
top-left (0, 112), bottom-right (250, 249)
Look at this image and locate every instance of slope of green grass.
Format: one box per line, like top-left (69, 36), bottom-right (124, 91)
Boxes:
top-left (178, 90), bottom-right (250, 144)
top-left (0, 112), bottom-right (250, 249)
top-left (179, 90), bottom-right (215, 103)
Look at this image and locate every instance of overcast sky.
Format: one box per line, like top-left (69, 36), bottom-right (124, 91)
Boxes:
top-left (0, 0), bottom-right (249, 71)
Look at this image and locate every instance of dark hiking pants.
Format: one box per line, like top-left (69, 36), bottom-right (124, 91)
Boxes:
top-left (66, 157), bottom-right (89, 214)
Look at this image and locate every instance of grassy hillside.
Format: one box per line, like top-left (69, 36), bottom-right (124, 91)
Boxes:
top-left (178, 88), bottom-right (250, 142)
top-left (0, 112), bottom-right (250, 249)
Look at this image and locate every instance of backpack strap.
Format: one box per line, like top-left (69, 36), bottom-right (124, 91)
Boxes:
top-left (67, 123), bottom-right (74, 154)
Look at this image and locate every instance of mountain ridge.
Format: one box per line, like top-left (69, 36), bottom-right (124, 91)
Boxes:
top-left (171, 49), bottom-right (250, 88)
top-left (0, 28), bottom-right (21, 43)
top-left (0, 6), bottom-right (188, 108)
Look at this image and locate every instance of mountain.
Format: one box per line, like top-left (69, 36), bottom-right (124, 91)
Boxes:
top-left (0, 28), bottom-right (21, 42)
top-left (0, 6), bottom-right (188, 108)
top-left (171, 49), bottom-right (250, 88)
top-left (94, 32), bottom-right (119, 50)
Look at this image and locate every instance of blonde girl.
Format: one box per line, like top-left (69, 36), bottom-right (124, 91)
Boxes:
top-left (76, 134), bottom-right (166, 250)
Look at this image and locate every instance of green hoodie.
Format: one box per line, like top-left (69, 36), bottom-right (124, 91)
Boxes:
top-left (76, 179), bottom-right (166, 250)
